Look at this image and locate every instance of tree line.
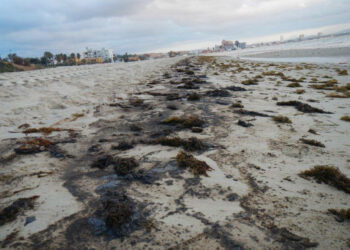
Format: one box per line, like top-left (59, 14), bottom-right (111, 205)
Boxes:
top-left (1, 51), bottom-right (83, 67)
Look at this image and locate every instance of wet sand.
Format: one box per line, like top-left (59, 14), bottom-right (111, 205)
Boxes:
top-left (0, 56), bottom-right (349, 249)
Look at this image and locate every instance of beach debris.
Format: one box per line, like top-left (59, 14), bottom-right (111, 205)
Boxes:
top-left (287, 82), bottom-right (302, 88)
top-left (326, 92), bottom-right (350, 98)
top-left (226, 193), bottom-right (239, 201)
top-left (151, 136), bottom-right (205, 151)
top-left (161, 115), bottom-right (204, 128)
top-left (0, 196), bottom-right (39, 226)
top-left (205, 89), bottom-right (232, 97)
top-left (18, 123), bottom-right (30, 129)
top-left (336, 69), bottom-right (348, 76)
top-left (141, 218), bottom-right (157, 232)
top-left (166, 93), bottom-right (181, 101)
top-left (114, 157), bottom-right (139, 176)
top-left (328, 208), bottom-right (350, 222)
top-left (276, 100), bottom-right (331, 113)
top-left (295, 89), bottom-right (305, 94)
top-left (163, 72), bottom-right (171, 78)
top-left (71, 113), bottom-right (84, 121)
top-left (185, 70), bottom-right (195, 75)
top-left (191, 127), bottom-right (203, 133)
top-left (176, 151), bottom-right (213, 177)
top-left (300, 138), bottom-right (325, 147)
top-left (262, 71), bottom-right (284, 77)
top-left (269, 226), bottom-right (318, 248)
top-left (113, 141), bottom-right (134, 151)
top-left (225, 85), bottom-right (246, 91)
top-left (237, 120), bottom-right (253, 127)
top-left (129, 97), bottom-right (144, 107)
top-left (299, 165), bottom-right (350, 193)
top-left (87, 218), bottom-right (107, 235)
top-left (340, 116), bottom-right (350, 122)
top-left (231, 102), bottom-right (244, 108)
top-left (166, 104), bottom-right (178, 110)
top-left (129, 124), bottom-right (142, 132)
top-left (308, 129), bottom-right (318, 135)
top-left (272, 115), bottom-right (292, 124)
top-left (103, 192), bottom-right (133, 235)
top-left (24, 216), bottom-right (36, 226)
top-left (241, 79), bottom-right (258, 85)
top-left (187, 92), bottom-right (201, 101)
top-left (1, 231), bottom-right (19, 248)
top-left (192, 77), bottom-right (204, 83)
top-left (234, 109), bottom-right (270, 117)
top-left (22, 127), bottom-right (66, 135)
top-left (14, 138), bottom-right (52, 155)
top-left (310, 79), bottom-right (337, 90)
top-left (91, 155), bottom-right (114, 169)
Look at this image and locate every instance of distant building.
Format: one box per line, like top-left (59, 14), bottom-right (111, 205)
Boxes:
top-left (317, 32), bottom-right (322, 38)
top-left (222, 40), bottom-right (234, 51)
top-left (280, 35), bottom-right (284, 42)
top-left (82, 47), bottom-right (114, 63)
top-left (238, 42), bottom-right (246, 49)
top-left (299, 34), bottom-right (305, 41)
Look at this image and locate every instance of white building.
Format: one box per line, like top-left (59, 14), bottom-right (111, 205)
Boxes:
top-left (82, 47), bottom-right (114, 62)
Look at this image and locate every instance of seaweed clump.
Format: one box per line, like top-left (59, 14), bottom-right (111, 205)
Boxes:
top-left (287, 82), bottom-right (302, 88)
top-left (176, 151), bottom-right (213, 177)
top-left (234, 109), bottom-right (270, 117)
top-left (336, 69), bottom-right (348, 76)
top-left (205, 89), bottom-right (232, 97)
top-left (328, 208), bottom-right (350, 221)
top-left (237, 120), bottom-right (253, 127)
top-left (231, 102), bottom-right (244, 108)
top-left (152, 137), bottom-right (205, 151)
top-left (129, 98), bottom-right (144, 107)
top-left (225, 86), bottom-right (246, 91)
top-left (0, 196), bottom-right (39, 226)
top-left (277, 100), bottom-right (331, 113)
top-left (187, 93), bottom-right (201, 101)
top-left (295, 89), bottom-right (305, 94)
top-left (299, 165), bottom-right (350, 193)
top-left (300, 138), bottom-right (325, 148)
top-left (161, 115), bottom-right (204, 128)
top-left (114, 157), bottom-right (139, 176)
top-left (103, 192), bottom-right (133, 235)
top-left (241, 79), bottom-right (258, 85)
top-left (113, 141), bottom-right (134, 151)
top-left (272, 115), bottom-right (292, 124)
top-left (15, 138), bottom-right (52, 155)
top-left (91, 155), bottom-right (114, 169)
top-left (326, 92), bottom-right (350, 98)
top-left (340, 116), bottom-right (350, 122)
top-left (23, 127), bottom-right (64, 135)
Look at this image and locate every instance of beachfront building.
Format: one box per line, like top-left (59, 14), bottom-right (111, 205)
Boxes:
top-left (82, 47), bottom-right (114, 63)
top-left (222, 40), bottom-right (234, 51)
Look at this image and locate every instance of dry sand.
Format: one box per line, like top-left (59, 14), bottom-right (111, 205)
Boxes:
top-left (0, 55), bottom-right (349, 249)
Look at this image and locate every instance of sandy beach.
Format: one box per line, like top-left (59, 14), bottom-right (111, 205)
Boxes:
top-left (0, 51), bottom-right (349, 249)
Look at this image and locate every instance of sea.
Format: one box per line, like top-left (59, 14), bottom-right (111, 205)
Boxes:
top-left (224, 33), bottom-right (350, 64)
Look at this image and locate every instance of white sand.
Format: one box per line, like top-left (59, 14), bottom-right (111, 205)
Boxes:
top-left (0, 55), bottom-right (349, 249)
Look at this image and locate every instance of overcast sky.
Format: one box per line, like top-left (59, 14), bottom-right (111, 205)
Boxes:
top-left (1, 0), bottom-right (350, 57)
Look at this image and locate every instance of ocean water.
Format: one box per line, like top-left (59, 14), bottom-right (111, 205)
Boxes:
top-left (244, 56), bottom-right (350, 64)
top-left (250, 33), bottom-right (350, 51)
top-left (233, 33), bottom-right (350, 64)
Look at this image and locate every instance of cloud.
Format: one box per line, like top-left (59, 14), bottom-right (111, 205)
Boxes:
top-left (0, 0), bottom-right (350, 57)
